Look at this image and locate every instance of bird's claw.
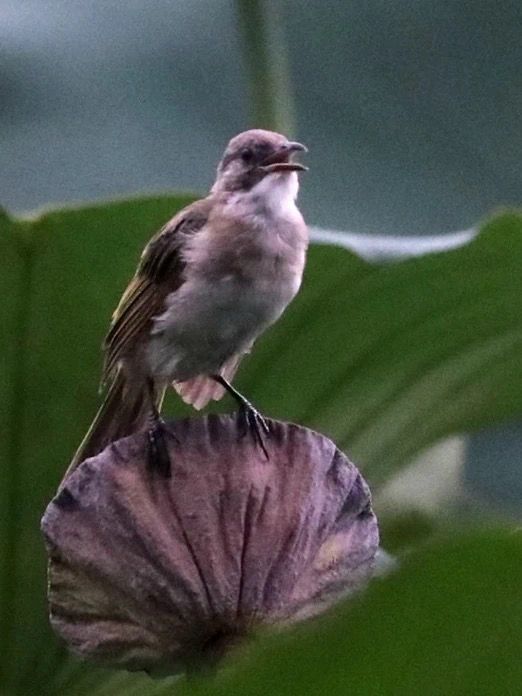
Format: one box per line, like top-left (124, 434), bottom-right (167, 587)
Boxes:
top-left (147, 418), bottom-right (173, 478)
top-left (238, 404), bottom-right (270, 459)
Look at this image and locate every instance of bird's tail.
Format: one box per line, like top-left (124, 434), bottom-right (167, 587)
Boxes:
top-left (61, 370), bottom-right (164, 489)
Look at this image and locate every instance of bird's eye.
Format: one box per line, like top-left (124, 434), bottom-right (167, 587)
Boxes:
top-left (240, 148), bottom-right (254, 163)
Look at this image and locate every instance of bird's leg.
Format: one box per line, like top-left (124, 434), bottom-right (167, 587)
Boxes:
top-left (212, 375), bottom-right (270, 459)
top-left (146, 379), bottom-right (172, 477)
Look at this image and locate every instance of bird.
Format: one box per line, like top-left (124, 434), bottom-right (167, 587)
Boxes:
top-left (63, 129), bottom-right (308, 484)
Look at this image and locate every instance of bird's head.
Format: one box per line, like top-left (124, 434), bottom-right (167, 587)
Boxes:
top-left (212, 129), bottom-right (308, 194)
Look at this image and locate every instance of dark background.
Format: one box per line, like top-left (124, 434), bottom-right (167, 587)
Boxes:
top-left (2, 0), bottom-right (521, 233)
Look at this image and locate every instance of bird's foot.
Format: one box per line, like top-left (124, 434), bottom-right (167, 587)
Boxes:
top-left (147, 418), bottom-right (174, 478)
top-left (211, 374), bottom-right (270, 459)
top-left (237, 403), bottom-right (270, 460)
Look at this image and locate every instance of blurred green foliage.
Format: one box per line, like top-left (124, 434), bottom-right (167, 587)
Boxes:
top-left (2, 0), bottom-right (521, 691)
top-left (182, 530), bottom-right (522, 696)
top-left (1, 200), bottom-right (521, 694)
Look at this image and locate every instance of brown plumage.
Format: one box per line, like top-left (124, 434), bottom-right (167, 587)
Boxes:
top-left (103, 199), bottom-right (211, 386)
top-left (64, 129), bottom-right (308, 484)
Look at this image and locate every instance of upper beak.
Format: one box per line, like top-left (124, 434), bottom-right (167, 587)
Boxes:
top-left (259, 141), bottom-right (309, 173)
top-left (286, 141), bottom-right (308, 154)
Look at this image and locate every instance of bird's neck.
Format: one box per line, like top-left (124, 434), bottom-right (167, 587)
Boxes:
top-left (222, 172), bottom-right (300, 222)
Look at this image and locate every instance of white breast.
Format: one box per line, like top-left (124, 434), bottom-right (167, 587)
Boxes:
top-left (227, 171), bottom-right (301, 223)
top-left (148, 172), bottom-right (307, 381)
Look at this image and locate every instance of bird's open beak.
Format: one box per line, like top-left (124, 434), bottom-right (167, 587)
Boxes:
top-left (259, 141), bottom-right (308, 173)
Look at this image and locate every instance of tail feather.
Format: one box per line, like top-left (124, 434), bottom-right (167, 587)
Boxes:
top-left (61, 371), bottom-right (164, 489)
top-left (173, 354), bottom-right (242, 410)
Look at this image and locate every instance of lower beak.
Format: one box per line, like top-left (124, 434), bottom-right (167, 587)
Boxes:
top-left (261, 162), bottom-right (308, 173)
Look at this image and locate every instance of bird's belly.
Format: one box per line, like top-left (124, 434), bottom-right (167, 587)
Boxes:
top-left (147, 274), bottom-right (298, 381)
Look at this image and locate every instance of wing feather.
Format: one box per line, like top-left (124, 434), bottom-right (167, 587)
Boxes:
top-left (102, 198), bottom-right (211, 384)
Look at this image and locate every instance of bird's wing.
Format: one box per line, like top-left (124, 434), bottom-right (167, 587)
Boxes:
top-left (102, 198), bottom-right (212, 384)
